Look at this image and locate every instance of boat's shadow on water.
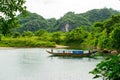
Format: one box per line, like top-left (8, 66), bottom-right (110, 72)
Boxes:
top-left (48, 55), bottom-right (100, 60)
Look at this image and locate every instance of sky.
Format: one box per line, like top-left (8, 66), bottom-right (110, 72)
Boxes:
top-left (25, 0), bottom-right (120, 19)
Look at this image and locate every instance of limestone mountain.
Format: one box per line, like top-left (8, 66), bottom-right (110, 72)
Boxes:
top-left (16, 8), bottom-right (120, 32)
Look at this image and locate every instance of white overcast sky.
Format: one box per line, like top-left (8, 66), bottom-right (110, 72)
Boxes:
top-left (25, 0), bottom-right (120, 19)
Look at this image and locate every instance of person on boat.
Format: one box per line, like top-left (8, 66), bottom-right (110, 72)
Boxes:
top-left (51, 48), bottom-right (53, 52)
top-left (88, 48), bottom-right (91, 53)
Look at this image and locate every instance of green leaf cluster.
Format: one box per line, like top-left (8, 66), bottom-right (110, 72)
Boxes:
top-left (88, 14), bottom-right (120, 80)
top-left (90, 55), bottom-right (120, 80)
top-left (0, 0), bottom-right (26, 36)
top-left (0, 0), bottom-right (26, 19)
top-left (84, 14), bottom-right (120, 51)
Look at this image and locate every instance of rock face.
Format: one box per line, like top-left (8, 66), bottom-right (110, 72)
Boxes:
top-left (65, 23), bottom-right (69, 32)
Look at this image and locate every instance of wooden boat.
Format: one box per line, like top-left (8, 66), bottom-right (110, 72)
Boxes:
top-left (46, 49), bottom-right (97, 57)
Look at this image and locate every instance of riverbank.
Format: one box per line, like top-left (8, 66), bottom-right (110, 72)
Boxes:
top-left (0, 47), bottom-right (15, 49)
top-left (0, 37), bottom-right (80, 49)
top-left (0, 45), bottom-right (69, 49)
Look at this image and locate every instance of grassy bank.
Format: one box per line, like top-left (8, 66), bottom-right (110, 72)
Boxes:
top-left (0, 37), bottom-right (55, 48)
top-left (0, 36), bottom-right (85, 49)
top-left (0, 36), bottom-right (96, 49)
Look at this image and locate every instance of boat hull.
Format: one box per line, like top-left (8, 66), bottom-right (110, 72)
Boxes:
top-left (46, 50), bottom-right (92, 57)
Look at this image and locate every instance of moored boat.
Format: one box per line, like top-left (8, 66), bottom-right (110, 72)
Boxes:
top-left (46, 49), bottom-right (97, 57)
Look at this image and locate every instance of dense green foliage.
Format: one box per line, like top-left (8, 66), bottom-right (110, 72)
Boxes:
top-left (15, 8), bottom-right (119, 33)
top-left (65, 27), bottom-right (88, 45)
top-left (90, 55), bottom-right (120, 80)
top-left (51, 31), bottom-right (63, 44)
top-left (0, 0), bottom-right (26, 19)
top-left (0, 0), bottom-right (26, 35)
top-left (12, 32), bottom-right (21, 38)
top-left (0, 19), bottom-right (20, 35)
top-left (110, 25), bottom-right (120, 51)
top-left (88, 14), bottom-right (120, 80)
top-left (88, 14), bottom-right (120, 52)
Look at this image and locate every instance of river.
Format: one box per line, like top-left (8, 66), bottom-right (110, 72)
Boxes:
top-left (0, 48), bottom-right (102, 80)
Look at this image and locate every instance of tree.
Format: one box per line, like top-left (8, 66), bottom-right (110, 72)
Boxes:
top-left (91, 22), bottom-right (103, 33)
top-left (0, 0), bottom-right (26, 19)
top-left (103, 15), bottom-right (120, 35)
top-left (110, 25), bottom-right (120, 52)
top-left (0, 0), bottom-right (26, 35)
top-left (0, 18), bottom-right (20, 35)
top-left (97, 29), bottom-right (110, 49)
top-left (66, 27), bottom-right (88, 43)
top-left (12, 32), bottom-right (21, 38)
top-left (51, 31), bottom-right (63, 44)
top-left (35, 29), bottom-right (50, 41)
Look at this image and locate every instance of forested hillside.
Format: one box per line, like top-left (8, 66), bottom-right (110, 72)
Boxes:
top-left (16, 8), bottom-right (119, 32)
top-left (16, 12), bottom-right (50, 33)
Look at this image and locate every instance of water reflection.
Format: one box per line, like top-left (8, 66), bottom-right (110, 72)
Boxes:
top-left (49, 55), bottom-right (102, 61)
top-left (20, 52), bottom-right (41, 64)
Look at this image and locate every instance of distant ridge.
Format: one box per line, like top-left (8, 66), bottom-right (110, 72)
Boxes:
top-left (16, 8), bottom-right (120, 32)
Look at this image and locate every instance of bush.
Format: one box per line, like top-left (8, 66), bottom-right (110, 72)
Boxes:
top-left (90, 54), bottom-right (120, 80)
top-left (0, 37), bottom-right (56, 47)
top-left (22, 31), bottom-right (34, 37)
top-left (35, 29), bottom-right (48, 36)
top-left (12, 32), bottom-right (21, 38)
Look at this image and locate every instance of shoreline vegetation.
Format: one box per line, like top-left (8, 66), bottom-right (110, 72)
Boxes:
top-left (0, 36), bottom-right (90, 49)
top-left (0, 36), bottom-right (119, 55)
top-left (0, 36), bottom-right (55, 48)
top-left (0, 38), bottom-right (117, 56)
top-left (0, 36), bottom-right (67, 48)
